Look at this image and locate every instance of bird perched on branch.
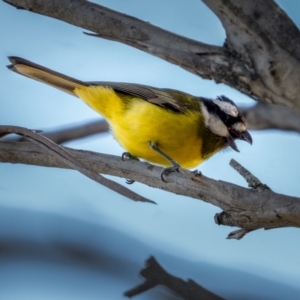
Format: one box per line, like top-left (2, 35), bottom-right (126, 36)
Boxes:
top-left (7, 56), bottom-right (252, 181)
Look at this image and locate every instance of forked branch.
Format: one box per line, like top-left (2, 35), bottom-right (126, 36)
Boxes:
top-left (0, 126), bottom-right (154, 204)
top-left (1, 126), bottom-right (300, 239)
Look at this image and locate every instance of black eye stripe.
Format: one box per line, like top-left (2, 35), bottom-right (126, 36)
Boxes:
top-left (224, 115), bottom-right (242, 127)
top-left (202, 98), bottom-right (242, 127)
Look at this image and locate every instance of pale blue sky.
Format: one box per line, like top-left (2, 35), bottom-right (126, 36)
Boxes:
top-left (1, 1), bottom-right (300, 299)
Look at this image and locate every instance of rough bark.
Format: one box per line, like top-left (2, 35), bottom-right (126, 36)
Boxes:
top-left (4, 0), bottom-right (300, 114)
top-left (1, 139), bottom-right (300, 239)
top-left (0, 126), bottom-right (154, 204)
top-left (203, 0), bottom-right (300, 111)
top-left (242, 103), bottom-right (300, 132)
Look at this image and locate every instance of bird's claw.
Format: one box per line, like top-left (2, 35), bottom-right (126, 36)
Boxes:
top-left (125, 178), bottom-right (135, 184)
top-left (122, 152), bottom-right (139, 161)
top-left (192, 169), bottom-right (202, 177)
top-left (122, 152), bottom-right (139, 184)
top-left (161, 164), bottom-right (180, 183)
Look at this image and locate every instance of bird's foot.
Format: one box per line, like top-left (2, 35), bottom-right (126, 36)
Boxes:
top-left (148, 141), bottom-right (182, 183)
top-left (125, 179), bottom-right (135, 184)
top-left (192, 169), bottom-right (202, 177)
top-left (161, 163), bottom-right (181, 183)
top-left (122, 152), bottom-right (139, 161)
top-left (121, 152), bottom-right (139, 184)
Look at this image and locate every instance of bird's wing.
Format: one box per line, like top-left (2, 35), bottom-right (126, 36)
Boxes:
top-left (88, 82), bottom-right (201, 113)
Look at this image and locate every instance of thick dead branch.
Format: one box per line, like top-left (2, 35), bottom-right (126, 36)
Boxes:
top-left (125, 256), bottom-right (224, 300)
top-left (3, 0), bottom-right (228, 85)
top-left (0, 126), bottom-right (154, 204)
top-left (1, 139), bottom-right (300, 238)
top-left (242, 102), bottom-right (300, 133)
top-left (203, 0), bottom-right (300, 111)
top-left (4, 0), bottom-right (300, 113)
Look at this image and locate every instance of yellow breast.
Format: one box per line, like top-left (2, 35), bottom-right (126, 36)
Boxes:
top-left (74, 85), bottom-right (205, 168)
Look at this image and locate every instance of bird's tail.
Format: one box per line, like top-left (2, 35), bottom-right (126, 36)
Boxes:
top-left (7, 56), bottom-right (87, 96)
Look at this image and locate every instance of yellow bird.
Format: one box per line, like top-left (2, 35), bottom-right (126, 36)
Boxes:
top-left (7, 57), bottom-right (252, 180)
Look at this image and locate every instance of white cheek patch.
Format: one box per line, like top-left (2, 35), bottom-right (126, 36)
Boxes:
top-left (213, 99), bottom-right (239, 117)
top-left (201, 103), bottom-right (229, 137)
top-left (233, 122), bottom-right (247, 132)
top-left (201, 102), bottom-right (210, 127)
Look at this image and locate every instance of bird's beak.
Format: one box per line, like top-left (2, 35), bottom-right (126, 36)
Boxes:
top-left (226, 135), bottom-right (239, 152)
top-left (227, 129), bottom-right (252, 152)
top-left (239, 130), bottom-right (253, 145)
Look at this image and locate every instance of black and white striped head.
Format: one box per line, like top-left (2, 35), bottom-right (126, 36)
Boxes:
top-left (200, 95), bottom-right (252, 151)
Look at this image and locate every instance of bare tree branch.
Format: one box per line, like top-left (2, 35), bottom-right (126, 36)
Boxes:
top-left (3, 0), bottom-right (226, 82)
top-left (203, 0), bottom-right (300, 112)
top-left (125, 256), bottom-right (224, 300)
top-left (4, 119), bottom-right (109, 144)
top-left (230, 159), bottom-right (271, 191)
top-left (242, 102), bottom-right (300, 133)
top-left (41, 119), bottom-right (109, 144)
top-left (0, 126), bottom-right (154, 204)
top-left (4, 0), bottom-right (300, 114)
top-left (1, 138), bottom-right (300, 238)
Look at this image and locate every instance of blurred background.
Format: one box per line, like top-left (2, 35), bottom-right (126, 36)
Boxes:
top-left (1, 0), bottom-right (300, 299)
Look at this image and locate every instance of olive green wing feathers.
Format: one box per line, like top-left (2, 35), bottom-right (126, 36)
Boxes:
top-left (88, 81), bottom-right (201, 113)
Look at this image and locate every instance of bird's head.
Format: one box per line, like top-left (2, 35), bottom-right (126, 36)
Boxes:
top-left (200, 95), bottom-right (252, 152)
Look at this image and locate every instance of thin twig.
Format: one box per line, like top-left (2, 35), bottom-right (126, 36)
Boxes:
top-left (41, 119), bottom-right (109, 144)
top-left (3, 119), bottom-right (109, 144)
top-left (0, 125), bottom-right (155, 204)
top-left (230, 159), bottom-right (271, 191)
top-left (226, 228), bottom-right (254, 240)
